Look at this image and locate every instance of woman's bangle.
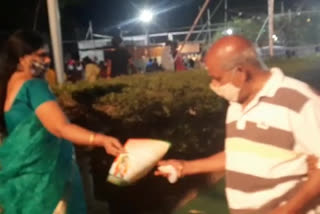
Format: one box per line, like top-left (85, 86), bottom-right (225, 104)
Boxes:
top-left (89, 133), bottom-right (96, 145)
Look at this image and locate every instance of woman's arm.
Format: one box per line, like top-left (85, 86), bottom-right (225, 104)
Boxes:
top-left (35, 101), bottom-right (124, 156)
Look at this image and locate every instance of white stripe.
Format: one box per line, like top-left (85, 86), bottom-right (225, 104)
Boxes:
top-left (227, 102), bottom-right (297, 132)
top-left (226, 151), bottom-right (308, 179)
top-left (226, 179), bottom-right (301, 209)
top-left (226, 139), bottom-right (308, 179)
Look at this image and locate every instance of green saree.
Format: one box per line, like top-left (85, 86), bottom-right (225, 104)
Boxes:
top-left (0, 79), bottom-right (86, 213)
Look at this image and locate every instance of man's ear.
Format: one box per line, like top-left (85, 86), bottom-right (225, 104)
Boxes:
top-left (234, 65), bottom-right (248, 83)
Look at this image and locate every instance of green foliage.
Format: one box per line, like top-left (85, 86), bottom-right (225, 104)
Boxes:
top-left (266, 56), bottom-right (320, 76)
top-left (212, 13), bottom-right (320, 46)
top-left (55, 70), bottom-right (227, 157)
top-left (55, 70), bottom-right (228, 214)
top-left (213, 18), bottom-right (265, 43)
top-left (275, 12), bottom-right (320, 46)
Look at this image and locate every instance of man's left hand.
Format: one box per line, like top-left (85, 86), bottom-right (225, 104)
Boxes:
top-left (269, 205), bottom-right (297, 214)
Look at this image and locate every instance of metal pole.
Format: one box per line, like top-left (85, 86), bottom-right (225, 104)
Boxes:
top-left (33, 0), bottom-right (42, 30)
top-left (195, 0), bottom-right (224, 41)
top-left (146, 27), bottom-right (150, 46)
top-left (224, 0), bottom-right (228, 27)
top-left (47, 0), bottom-right (65, 84)
top-left (89, 21), bottom-right (93, 40)
top-left (268, 0), bottom-right (275, 57)
top-left (288, 9), bottom-right (292, 23)
top-left (207, 9), bottom-right (212, 44)
top-left (255, 17), bottom-right (269, 43)
top-left (281, 1), bottom-right (285, 14)
top-left (176, 0), bottom-right (211, 60)
top-left (199, 6), bottom-right (203, 26)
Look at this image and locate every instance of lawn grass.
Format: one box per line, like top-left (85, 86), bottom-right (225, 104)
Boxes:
top-left (174, 179), bottom-right (229, 214)
top-left (266, 55), bottom-right (320, 76)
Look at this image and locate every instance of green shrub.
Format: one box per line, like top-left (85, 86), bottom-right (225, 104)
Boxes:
top-left (55, 70), bottom-right (227, 157)
top-left (54, 70), bottom-right (227, 214)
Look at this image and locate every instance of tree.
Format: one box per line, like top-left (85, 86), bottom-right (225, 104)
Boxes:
top-left (212, 18), bottom-right (265, 43)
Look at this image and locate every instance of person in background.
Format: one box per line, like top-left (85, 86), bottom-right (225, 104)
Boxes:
top-left (188, 58), bottom-right (195, 69)
top-left (161, 40), bottom-right (175, 71)
top-left (74, 60), bottom-right (84, 81)
top-left (156, 35), bottom-right (320, 214)
top-left (99, 60), bottom-right (108, 79)
top-left (84, 57), bottom-right (100, 83)
top-left (152, 58), bottom-right (160, 71)
top-left (105, 36), bottom-right (132, 77)
top-left (145, 58), bottom-right (153, 73)
top-left (66, 58), bottom-right (75, 82)
top-left (93, 56), bottom-right (99, 65)
top-left (0, 30), bottom-right (124, 213)
top-left (171, 41), bottom-right (186, 72)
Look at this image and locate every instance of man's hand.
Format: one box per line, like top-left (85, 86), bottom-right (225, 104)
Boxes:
top-left (154, 159), bottom-right (185, 179)
top-left (307, 155), bottom-right (318, 178)
top-left (269, 205), bottom-right (297, 214)
top-left (273, 155), bottom-right (320, 213)
top-left (155, 152), bottom-right (226, 180)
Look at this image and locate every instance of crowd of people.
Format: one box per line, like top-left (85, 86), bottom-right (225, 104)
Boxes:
top-left (59, 38), bottom-right (203, 85)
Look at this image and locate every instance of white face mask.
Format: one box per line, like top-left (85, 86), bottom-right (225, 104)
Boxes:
top-left (210, 82), bottom-right (241, 102)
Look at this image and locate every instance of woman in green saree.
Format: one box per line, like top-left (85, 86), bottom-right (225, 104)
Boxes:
top-left (0, 31), bottom-right (124, 213)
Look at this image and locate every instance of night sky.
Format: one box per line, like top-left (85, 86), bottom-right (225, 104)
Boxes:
top-left (0, 0), bottom-right (314, 40)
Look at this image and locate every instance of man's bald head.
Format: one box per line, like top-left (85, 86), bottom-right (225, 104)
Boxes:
top-left (205, 36), bottom-right (264, 73)
top-left (205, 36), bottom-right (270, 104)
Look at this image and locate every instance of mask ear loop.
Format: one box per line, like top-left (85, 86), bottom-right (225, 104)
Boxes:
top-left (229, 66), bottom-right (245, 91)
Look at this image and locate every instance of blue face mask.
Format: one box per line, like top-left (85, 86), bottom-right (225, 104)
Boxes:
top-left (31, 60), bottom-right (50, 78)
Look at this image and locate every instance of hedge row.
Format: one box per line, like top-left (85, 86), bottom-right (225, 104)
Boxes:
top-left (54, 70), bottom-right (228, 214)
top-left (55, 70), bottom-right (227, 157)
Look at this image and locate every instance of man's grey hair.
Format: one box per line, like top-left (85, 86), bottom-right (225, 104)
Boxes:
top-left (222, 46), bottom-right (268, 71)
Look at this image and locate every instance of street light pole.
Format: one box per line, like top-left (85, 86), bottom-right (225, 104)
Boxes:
top-left (145, 26), bottom-right (150, 46)
top-left (47, 0), bottom-right (64, 84)
top-left (207, 9), bottom-right (212, 44)
top-left (268, 0), bottom-right (275, 57)
top-left (224, 0), bottom-right (228, 27)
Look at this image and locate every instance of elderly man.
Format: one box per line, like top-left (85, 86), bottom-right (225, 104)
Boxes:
top-left (156, 36), bottom-right (320, 214)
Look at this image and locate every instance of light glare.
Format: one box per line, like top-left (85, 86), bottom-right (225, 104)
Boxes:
top-left (226, 28), bottom-right (233, 35)
top-left (139, 10), bottom-right (153, 23)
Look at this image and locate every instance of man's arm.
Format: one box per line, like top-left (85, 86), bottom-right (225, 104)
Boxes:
top-left (182, 151), bottom-right (225, 176)
top-left (282, 169), bottom-right (320, 213)
top-left (276, 99), bottom-right (320, 213)
top-left (155, 151), bottom-right (225, 178)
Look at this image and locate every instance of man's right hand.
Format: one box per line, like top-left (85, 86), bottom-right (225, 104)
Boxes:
top-left (154, 159), bottom-right (186, 179)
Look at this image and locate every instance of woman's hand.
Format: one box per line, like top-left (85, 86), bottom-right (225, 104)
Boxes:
top-left (95, 134), bottom-right (125, 157)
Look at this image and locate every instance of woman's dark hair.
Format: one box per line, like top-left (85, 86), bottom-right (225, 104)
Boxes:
top-left (0, 30), bottom-right (44, 135)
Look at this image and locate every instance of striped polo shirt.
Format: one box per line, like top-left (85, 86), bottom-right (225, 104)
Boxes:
top-left (225, 68), bottom-right (320, 214)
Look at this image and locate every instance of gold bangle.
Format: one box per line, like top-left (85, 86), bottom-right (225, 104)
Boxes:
top-left (89, 133), bottom-right (96, 145)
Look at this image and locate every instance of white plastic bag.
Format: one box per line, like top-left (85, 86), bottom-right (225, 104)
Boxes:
top-left (107, 139), bottom-right (171, 186)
